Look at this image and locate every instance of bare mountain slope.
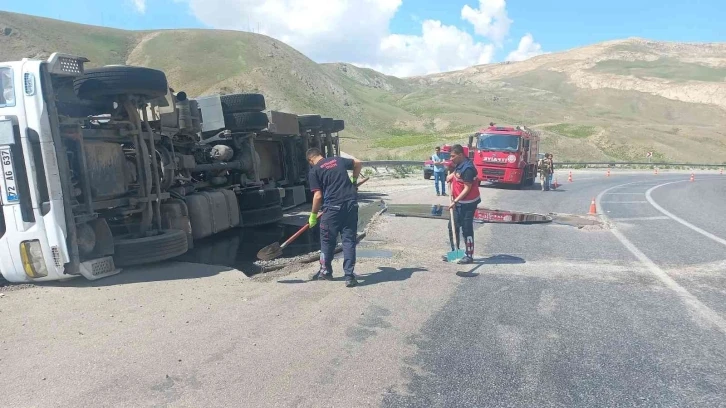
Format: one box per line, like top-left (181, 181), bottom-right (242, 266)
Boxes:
top-left (0, 12), bottom-right (724, 163)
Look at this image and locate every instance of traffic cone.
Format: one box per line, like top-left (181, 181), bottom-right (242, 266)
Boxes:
top-left (553, 178), bottom-right (559, 189)
top-left (690, 172), bottom-right (695, 182)
top-left (568, 171), bottom-right (573, 182)
top-left (654, 167), bottom-right (658, 175)
top-left (588, 197), bottom-right (597, 215)
top-left (606, 168), bottom-right (611, 177)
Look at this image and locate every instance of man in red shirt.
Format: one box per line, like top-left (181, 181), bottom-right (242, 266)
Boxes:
top-left (445, 144), bottom-right (481, 264)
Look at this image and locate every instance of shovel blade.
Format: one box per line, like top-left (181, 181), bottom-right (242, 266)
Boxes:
top-left (257, 242), bottom-right (283, 261)
top-left (445, 249), bottom-right (465, 262)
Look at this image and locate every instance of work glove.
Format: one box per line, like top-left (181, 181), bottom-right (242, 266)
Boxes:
top-left (350, 176), bottom-right (358, 185)
top-left (308, 212), bottom-right (318, 227)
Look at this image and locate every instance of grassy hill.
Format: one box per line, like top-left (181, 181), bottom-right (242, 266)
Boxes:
top-left (1, 11), bottom-right (725, 163)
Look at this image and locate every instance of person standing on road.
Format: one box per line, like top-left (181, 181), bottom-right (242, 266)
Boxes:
top-left (306, 148), bottom-right (363, 287)
top-left (538, 153), bottom-right (553, 191)
top-left (432, 146), bottom-right (447, 196)
top-left (547, 153), bottom-right (555, 190)
top-left (445, 144), bottom-right (481, 265)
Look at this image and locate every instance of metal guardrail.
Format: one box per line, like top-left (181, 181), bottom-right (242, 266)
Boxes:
top-left (363, 160), bottom-right (724, 168)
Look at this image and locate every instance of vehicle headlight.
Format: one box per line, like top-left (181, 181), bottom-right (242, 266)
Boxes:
top-left (0, 68), bottom-right (15, 107)
top-left (20, 240), bottom-right (49, 278)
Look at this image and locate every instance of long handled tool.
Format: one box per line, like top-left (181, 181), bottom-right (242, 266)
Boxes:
top-left (257, 217), bottom-right (318, 261)
top-left (257, 177), bottom-right (370, 261)
top-left (445, 185), bottom-right (465, 262)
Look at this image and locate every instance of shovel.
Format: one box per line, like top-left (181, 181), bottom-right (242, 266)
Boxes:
top-left (257, 177), bottom-right (370, 261)
top-left (445, 186), bottom-right (465, 262)
top-left (257, 217), bottom-right (318, 261)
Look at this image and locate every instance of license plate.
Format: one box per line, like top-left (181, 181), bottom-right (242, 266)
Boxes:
top-left (0, 146), bottom-right (19, 204)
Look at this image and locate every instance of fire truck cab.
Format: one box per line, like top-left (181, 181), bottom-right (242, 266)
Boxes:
top-left (467, 124), bottom-right (539, 188)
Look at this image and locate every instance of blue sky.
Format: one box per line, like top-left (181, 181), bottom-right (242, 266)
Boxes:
top-left (2, 0), bottom-right (725, 76)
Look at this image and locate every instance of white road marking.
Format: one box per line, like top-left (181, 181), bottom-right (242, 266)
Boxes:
top-left (646, 181), bottom-right (726, 248)
top-left (606, 192), bottom-right (644, 195)
top-left (597, 182), bottom-right (726, 335)
top-left (612, 216), bottom-right (670, 221)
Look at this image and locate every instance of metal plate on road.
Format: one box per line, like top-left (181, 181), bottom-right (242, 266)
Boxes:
top-left (386, 204), bottom-right (552, 224)
top-left (0, 146), bottom-right (19, 204)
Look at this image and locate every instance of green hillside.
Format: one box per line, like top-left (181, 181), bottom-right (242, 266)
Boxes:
top-left (1, 11), bottom-right (725, 163)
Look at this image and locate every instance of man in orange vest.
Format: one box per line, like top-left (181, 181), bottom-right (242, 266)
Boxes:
top-left (445, 144), bottom-right (481, 264)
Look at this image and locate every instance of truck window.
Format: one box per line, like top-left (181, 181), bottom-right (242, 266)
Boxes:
top-left (477, 133), bottom-right (520, 152)
top-left (0, 68), bottom-right (15, 108)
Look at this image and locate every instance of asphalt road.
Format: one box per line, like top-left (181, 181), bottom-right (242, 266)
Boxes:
top-left (1, 169), bottom-right (725, 407)
top-left (383, 170), bottom-right (726, 407)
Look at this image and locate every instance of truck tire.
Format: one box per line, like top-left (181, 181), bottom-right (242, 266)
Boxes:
top-left (220, 93), bottom-right (266, 113)
top-left (223, 112), bottom-right (269, 131)
top-left (240, 205), bottom-right (283, 227)
top-left (332, 119), bottom-right (345, 133)
top-left (424, 172), bottom-right (431, 180)
top-left (113, 229), bottom-right (189, 267)
top-left (321, 117), bottom-right (334, 133)
top-left (238, 188), bottom-right (281, 211)
top-left (298, 114), bottom-right (322, 130)
top-left (74, 66), bottom-right (169, 100)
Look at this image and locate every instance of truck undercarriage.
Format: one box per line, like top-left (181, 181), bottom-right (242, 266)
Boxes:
top-left (0, 54), bottom-right (345, 282)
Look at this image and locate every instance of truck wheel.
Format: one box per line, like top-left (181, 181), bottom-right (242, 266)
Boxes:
top-left (424, 172), bottom-right (431, 180)
top-left (223, 112), bottom-right (269, 131)
top-left (113, 229), bottom-right (189, 267)
top-left (332, 119), bottom-right (345, 133)
top-left (240, 205), bottom-right (284, 227)
top-left (321, 117), bottom-right (334, 133)
top-left (220, 93), bottom-right (266, 113)
top-left (238, 188), bottom-right (281, 211)
top-left (74, 66), bottom-right (169, 100)
top-left (298, 114), bottom-right (322, 130)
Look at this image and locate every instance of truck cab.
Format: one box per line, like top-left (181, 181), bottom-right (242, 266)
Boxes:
top-left (467, 125), bottom-right (539, 188)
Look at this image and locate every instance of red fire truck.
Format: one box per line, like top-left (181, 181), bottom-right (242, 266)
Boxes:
top-left (467, 124), bottom-right (540, 188)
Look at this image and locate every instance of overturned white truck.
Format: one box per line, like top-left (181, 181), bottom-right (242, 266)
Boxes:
top-left (0, 53), bottom-right (345, 283)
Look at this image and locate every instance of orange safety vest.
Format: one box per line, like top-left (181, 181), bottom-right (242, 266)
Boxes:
top-left (451, 160), bottom-right (481, 204)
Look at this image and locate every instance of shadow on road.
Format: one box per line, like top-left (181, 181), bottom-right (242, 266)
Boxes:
top-left (277, 266), bottom-right (427, 286)
top-left (46, 262), bottom-right (237, 287)
top-left (455, 254), bottom-right (525, 278)
top-left (357, 191), bottom-right (389, 204)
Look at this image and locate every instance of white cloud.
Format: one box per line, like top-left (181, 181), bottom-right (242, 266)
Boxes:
top-left (131, 0), bottom-right (146, 13)
top-left (175, 0), bottom-right (528, 76)
top-left (366, 20), bottom-right (494, 77)
top-left (505, 34), bottom-right (546, 62)
top-left (461, 0), bottom-right (512, 46)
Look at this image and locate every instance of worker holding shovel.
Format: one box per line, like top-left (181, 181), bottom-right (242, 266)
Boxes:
top-left (306, 148), bottom-right (363, 287)
top-left (445, 144), bottom-right (481, 264)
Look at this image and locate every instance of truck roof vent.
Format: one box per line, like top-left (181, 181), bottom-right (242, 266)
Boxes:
top-left (51, 246), bottom-right (62, 267)
top-left (23, 72), bottom-right (35, 96)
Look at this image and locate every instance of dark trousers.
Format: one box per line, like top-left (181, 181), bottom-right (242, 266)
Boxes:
top-left (319, 201), bottom-right (359, 276)
top-left (448, 201), bottom-right (478, 257)
top-left (434, 171), bottom-right (446, 194)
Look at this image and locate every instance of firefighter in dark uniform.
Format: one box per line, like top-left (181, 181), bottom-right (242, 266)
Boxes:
top-left (445, 144), bottom-right (481, 264)
top-left (306, 148), bottom-right (363, 287)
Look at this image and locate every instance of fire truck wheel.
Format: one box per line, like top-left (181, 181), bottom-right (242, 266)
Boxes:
top-left (424, 172), bottom-right (431, 180)
top-left (74, 66), bottom-right (169, 100)
top-left (320, 117), bottom-right (334, 133)
top-left (240, 205), bottom-right (284, 228)
top-left (220, 93), bottom-right (266, 113)
top-left (238, 188), bottom-right (282, 211)
top-left (331, 119), bottom-right (345, 133)
top-left (223, 111), bottom-right (270, 131)
top-left (113, 229), bottom-right (189, 267)
top-left (298, 114), bottom-right (322, 130)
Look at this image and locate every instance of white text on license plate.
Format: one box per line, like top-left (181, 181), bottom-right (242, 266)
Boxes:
top-left (0, 146), bottom-right (19, 203)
